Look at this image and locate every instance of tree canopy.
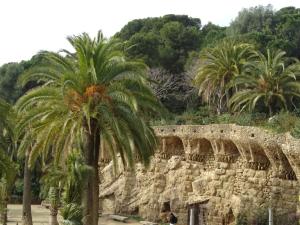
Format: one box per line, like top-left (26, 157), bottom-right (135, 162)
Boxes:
top-left (116, 14), bottom-right (202, 73)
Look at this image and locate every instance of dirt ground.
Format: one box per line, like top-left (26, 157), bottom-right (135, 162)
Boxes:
top-left (7, 205), bottom-right (141, 225)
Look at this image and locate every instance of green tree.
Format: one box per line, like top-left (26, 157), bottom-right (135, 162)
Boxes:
top-left (159, 21), bottom-right (201, 73)
top-left (40, 165), bottom-right (64, 225)
top-left (41, 149), bottom-right (91, 225)
top-left (200, 22), bottom-right (226, 48)
top-left (117, 14), bottom-right (202, 73)
top-left (228, 5), bottom-right (274, 35)
top-left (229, 49), bottom-right (300, 115)
top-left (60, 149), bottom-right (91, 225)
top-left (227, 5), bottom-right (300, 59)
top-left (194, 40), bottom-right (254, 114)
top-left (16, 31), bottom-right (162, 225)
top-left (0, 55), bottom-right (42, 103)
top-left (0, 99), bottom-right (18, 225)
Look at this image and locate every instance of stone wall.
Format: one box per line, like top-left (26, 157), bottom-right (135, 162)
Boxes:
top-left (99, 124), bottom-right (300, 225)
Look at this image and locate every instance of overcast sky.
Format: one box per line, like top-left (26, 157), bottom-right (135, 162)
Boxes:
top-left (0, 0), bottom-right (300, 66)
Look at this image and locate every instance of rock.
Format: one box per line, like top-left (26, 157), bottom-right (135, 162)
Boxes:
top-left (140, 221), bottom-right (158, 225)
top-left (108, 215), bottom-right (128, 222)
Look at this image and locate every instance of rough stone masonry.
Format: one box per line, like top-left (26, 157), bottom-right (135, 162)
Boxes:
top-left (99, 124), bottom-right (300, 225)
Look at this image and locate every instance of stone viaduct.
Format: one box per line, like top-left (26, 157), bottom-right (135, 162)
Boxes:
top-left (99, 124), bottom-right (300, 225)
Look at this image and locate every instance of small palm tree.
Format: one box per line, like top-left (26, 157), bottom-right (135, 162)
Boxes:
top-left (0, 99), bottom-right (18, 225)
top-left (41, 149), bottom-right (91, 225)
top-left (0, 152), bottom-right (17, 225)
top-left (60, 149), bottom-right (91, 225)
top-left (229, 49), bottom-right (300, 116)
top-left (16, 31), bottom-right (162, 225)
top-left (41, 164), bottom-right (65, 225)
top-left (194, 39), bottom-right (254, 113)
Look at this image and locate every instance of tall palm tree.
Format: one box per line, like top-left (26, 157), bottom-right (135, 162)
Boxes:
top-left (16, 31), bottom-right (162, 225)
top-left (229, 49), bottom-right (300, 116)
top-left (194, 39), bottom-right (254, 114)
top-left (0, 99), bottom-right (18, 225)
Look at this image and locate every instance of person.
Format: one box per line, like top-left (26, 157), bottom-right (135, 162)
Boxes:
top-left (169, 212), bottom-right (178, 225)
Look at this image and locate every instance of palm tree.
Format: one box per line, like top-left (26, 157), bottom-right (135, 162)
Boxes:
top-left (229, 49), bottom-right (300, 116)
top-left (16, 31), bottom-right (162, 225)
top-left (194, 39), bottom-right (254, 114)
top-left (60, 149), bottom-right (91, 225)
top-left (15, 122), bottom-right (33, 225)
top-left (41, 149), bottom-right (91, 225)
top-left (0, 99), bottom-right (18, 225)
top-left (0, 151), bottom-right (17, 225)
top-left (41, 164), bottom-right (64, 225)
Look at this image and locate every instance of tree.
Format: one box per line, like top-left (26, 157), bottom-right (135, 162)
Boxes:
top-left (22, 149), bottom-right (33, 225)
top-left (228, 5), bottom-right (274, 35)
top-left (116, 14), bottom-right (202, 73)
top-left (0, 99), bottom-right (18, 225)
top-left (60, 149), bottom-right (91, 225)
top-left (149, 68), bottom-right (198, 113)
top-left (40, 149), bottom-right (91, 225)
top-left (16, 31), bottom-right (162, 225)
top-left (227, 5), bottom-right (300, 59)
top-left (200, 22), bottom-right (226, 48)
top-left (40, 165), bottom-right (63, 225)
top-left (194, 39), bottom-right (254, 114)
top-left (0, 55), bottom-right (42, 103)
top-left (229, 49), bottom-right (300, 115)
top-left (159, 21), bottom-right (201, 73)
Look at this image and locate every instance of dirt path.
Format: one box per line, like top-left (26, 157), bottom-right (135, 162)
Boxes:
top-left (7, 205), bottom-right (141, 225)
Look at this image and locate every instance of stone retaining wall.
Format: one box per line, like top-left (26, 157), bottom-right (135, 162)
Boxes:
top-left (99, 124), bottom-right (300, 225)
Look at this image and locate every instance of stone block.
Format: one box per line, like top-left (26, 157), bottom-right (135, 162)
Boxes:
top-left (215, 168), bottom-right (226, 175)
top-left (255, 171), bottom-right (267, 178)
top-left (219, 162), bottom-right (229, 169)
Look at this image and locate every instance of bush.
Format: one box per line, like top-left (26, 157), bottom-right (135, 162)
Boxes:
top-left (291, 120), bottom-right (300, 138)
top-left (151, 107), bottom-right (300, 140)
top-left (264, 111), bottom-right (299, 133)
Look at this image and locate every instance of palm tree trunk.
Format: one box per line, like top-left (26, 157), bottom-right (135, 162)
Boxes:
top-left (93, 142), bottom-right (100, 225)
top-left (0, 198), bottom-right (8, 225)
top-left (49, 206), bottom-right (59, 225)
top-left (49, 187), bottom-right (59, 225)
top-left (268, 104), bottom-right (273, 117)
top-left (22, 152), bottom-right (32, 225)
top-left (82, 119), bottom-right (100, 225)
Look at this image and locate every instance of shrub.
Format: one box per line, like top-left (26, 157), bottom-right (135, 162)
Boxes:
top-left (264, 111), bottom-right (299, 133)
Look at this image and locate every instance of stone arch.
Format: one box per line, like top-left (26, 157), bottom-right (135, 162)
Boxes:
top-left (212, 139), bottom-right (240, 163)
top-left (263, 143), bottom-right (297, 180)
top-left (223, 208), bottom-right (235, 225)
top-left (158, 136), bottom-right (185, 159)
top-left (245, 143), bottom-right (270, 170)
top-left (101, 194), bottom-right (116, 214)
top-left (276, 151), bottom-right (297, 180)
top-left (187, 138), bottom-right (214, 162)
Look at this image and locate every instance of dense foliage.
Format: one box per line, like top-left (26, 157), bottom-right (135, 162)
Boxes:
top-left (0, 55), bottom-right (41, 103)
top-left (116, 14), bottom-right (202, 73)
top-left (228, 5), bottom-right (300, 58)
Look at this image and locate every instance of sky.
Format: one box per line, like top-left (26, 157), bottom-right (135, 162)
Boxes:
top-left (0, 0), bottom-right (300, 66)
